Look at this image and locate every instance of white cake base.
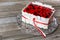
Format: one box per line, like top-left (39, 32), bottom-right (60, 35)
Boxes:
top-left (22, 12), bottom-right (49, 29)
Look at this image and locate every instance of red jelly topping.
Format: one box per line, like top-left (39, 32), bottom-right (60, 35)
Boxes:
top-left (23, 3), bottom-right (53, 18)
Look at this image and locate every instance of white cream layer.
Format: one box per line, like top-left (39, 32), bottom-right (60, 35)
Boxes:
top-left (22, 12), bottom-right (49, 29)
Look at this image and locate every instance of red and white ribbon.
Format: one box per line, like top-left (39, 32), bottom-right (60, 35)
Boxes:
top-left (22, 15), bottom-right (46, 38)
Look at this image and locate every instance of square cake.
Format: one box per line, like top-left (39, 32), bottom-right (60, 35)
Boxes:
top-left (22, 2), bottom-right (55, 29)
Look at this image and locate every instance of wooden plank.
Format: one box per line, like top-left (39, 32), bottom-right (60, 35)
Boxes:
top-left (0, 1), bottom-right (59, 6)
top-left (0, 17), bottom-right (17, 24)
top-left (0, 22), bottom-right (19, 33)
top-left (3, 34), bottom-right (35, 40)
top-left (0, 22), bottom-right (21, 37)
top-left (0, 0), bottom-right (35, 2)
top-left (0, 0), bottom-right (60, 8)
top-left (56, 17), bottom-right (60, 24)
top-left (0, 4), bottom-right (25, 11)
top-left (0, 17), bottom-right (21, 37)
top-left (54, 9), bottom-right (60, 17)
top-left (0, 11), bottom-right (20, 18)
top-left (0, 0), bottom-right (60, 4)
top-left (0, 0), bottom-right (20, 2)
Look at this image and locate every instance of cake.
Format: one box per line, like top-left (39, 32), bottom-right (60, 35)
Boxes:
top-left (22, 2), bottom-right (55, 29)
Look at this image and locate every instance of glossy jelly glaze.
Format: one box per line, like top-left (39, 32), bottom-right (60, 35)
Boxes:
top-left (23, 3), bottom-right (53, 18)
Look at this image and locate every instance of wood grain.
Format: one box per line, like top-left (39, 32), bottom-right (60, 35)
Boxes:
top-left (0, 22), bottom-right (21, 37)
top-left (0, 11), bottom-right (20, 18)
top-left (0, 0), bottom-right (20, 2)
top-left (0, 1), bottom-right (59, 40)
top-left (2, 24), bottom-right (60, 40)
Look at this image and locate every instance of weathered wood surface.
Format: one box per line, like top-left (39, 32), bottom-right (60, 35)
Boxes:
top-left (2, 25), bottom-right (60, 40)
top-left (0, 1), bottom-right (59, 40)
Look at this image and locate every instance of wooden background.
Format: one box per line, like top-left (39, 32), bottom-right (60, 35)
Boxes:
top-left (0, 0), bottom-right (59, 40)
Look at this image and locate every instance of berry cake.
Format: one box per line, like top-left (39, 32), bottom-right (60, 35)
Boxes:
top-left (22, 2), bottom-right (55, 29)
